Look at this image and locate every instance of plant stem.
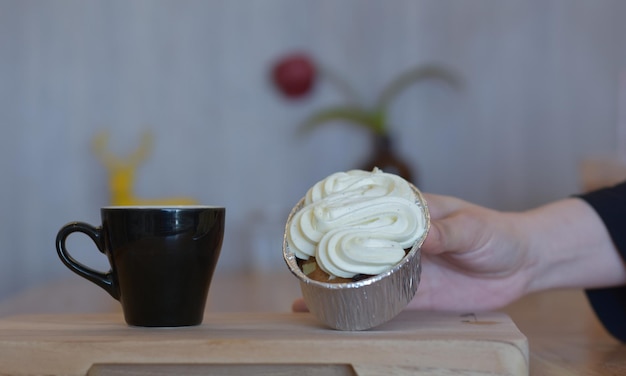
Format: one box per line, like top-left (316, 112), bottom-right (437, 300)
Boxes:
top-left (376, 64), bottom-right (462, 111)
top-left (318, 65), bottom-right (362, 105)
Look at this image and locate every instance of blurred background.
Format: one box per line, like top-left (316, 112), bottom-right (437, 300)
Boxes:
top-left (2, 0), bottom-right (626, 302)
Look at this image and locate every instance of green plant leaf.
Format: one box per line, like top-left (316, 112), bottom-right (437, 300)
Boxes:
top-left (299, 106), bottom-right (386, 135)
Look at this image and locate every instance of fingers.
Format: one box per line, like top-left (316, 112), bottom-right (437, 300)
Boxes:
top-left (423, 193), bottom-right (469, 219)
top-left (422, 193), bottom-right (485, 256)
top-left (422, 218), bottom-right (473, 255)
top-left (421, 220), bottom-right (446, 255)
top-left (422, 193), bottom-right (461, 255)
top-left (292, 298), bottom-right (309, 312)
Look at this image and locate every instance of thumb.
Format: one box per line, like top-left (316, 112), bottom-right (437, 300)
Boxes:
top-left (421, 220), bottom-right (448, 255)
top-left (422, 211), bottom-right (484, 256)
top-left (421, 193), bottom-right (472, 255)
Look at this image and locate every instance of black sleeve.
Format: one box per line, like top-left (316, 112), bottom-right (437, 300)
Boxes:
top-left (578, 181), bottom-right (626, 342)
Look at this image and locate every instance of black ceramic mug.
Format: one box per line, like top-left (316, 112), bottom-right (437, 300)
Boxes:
top-left (56, 206), bottom-right (225, 327)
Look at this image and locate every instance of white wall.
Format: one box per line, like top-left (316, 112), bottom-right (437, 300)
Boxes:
top-left (1, 0), bottom-right (625, 301)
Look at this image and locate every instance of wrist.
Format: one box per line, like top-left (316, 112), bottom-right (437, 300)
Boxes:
top-left (522, 198), bottom-right (626, 293)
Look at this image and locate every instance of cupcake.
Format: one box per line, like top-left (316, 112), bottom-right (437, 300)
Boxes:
top-left (283, 168), bottom-right (429, 330)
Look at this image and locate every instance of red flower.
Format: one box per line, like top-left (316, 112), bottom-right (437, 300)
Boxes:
top-left (271, 53), bottom-right (316, 99)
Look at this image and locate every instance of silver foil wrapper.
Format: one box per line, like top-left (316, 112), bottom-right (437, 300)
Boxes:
top-left (283, 185), bottom-right (430, 331)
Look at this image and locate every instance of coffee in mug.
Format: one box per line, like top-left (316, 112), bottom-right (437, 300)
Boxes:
top-left (55, 206), bottom-right (225, 327)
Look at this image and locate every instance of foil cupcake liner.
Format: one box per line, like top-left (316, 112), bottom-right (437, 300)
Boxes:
top-left (283, 185), bottom-right (430, 331)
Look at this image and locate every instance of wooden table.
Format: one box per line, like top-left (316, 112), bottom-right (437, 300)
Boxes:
top-left (0, 269), bottom-right (624, 375)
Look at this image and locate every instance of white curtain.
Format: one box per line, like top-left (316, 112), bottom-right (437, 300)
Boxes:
top-left (1, 0), bottom-right (624, 300)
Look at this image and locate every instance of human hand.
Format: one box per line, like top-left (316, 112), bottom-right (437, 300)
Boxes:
top-left (291, 192), bottom-right (532, 313)
top-left (407, 193), bottom-right (532, 311)
top-left (293, 191), bottom-right (625, 313)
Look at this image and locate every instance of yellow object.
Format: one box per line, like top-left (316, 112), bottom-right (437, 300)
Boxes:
top-left (92, 131), bottom-right (197, 206)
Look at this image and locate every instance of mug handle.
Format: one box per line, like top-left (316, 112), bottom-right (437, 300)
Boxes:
top-left (55, 222), bottom-right (120, 300)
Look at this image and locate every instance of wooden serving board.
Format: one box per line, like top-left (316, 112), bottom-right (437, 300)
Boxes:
top-left (0, 311), bottom-right (528, 375)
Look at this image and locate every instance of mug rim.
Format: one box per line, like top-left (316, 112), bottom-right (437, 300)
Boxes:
top-left (101, 205), bottom-right (224, 210)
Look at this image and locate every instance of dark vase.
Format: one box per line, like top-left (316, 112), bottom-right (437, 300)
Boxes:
top-left (361, 134), bottom-right (415, 184)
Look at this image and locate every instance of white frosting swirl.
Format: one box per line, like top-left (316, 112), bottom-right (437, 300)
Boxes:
top-left (287, 168), bottom-right (426, 278)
